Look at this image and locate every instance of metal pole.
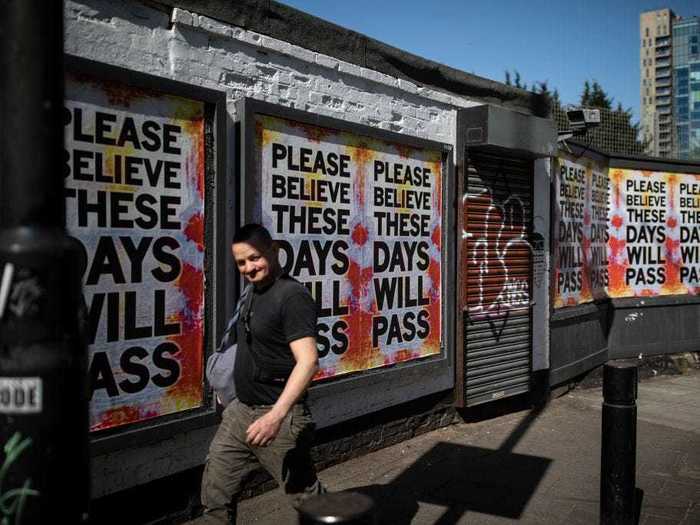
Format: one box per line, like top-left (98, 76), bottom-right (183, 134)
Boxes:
top-left (298, 492), bottom-right (377, 525)
top-left (600, 360), bottom-right (638, 525)
top-left (0, 1), bottom-right (90, 523)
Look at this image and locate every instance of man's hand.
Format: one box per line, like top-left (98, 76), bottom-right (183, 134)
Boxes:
top-left (246, 336), bottom-right (318, 447)
top-left (246, 409), bottom-right (284, 447)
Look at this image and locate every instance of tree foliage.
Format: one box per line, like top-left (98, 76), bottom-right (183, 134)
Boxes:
top-left (504, 69), bottom-right (528, 91)
top-left (580, 80), bottom-right (612, 110)
top-left (504, 70), bottom-right (556, 102)
top-left (576, 79), bottom-right (646, 154)
top-left (502, 72), bottom-right (646, 154)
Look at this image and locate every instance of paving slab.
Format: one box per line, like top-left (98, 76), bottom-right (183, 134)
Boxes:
top-left (187, 370), bottom-right (700, 524)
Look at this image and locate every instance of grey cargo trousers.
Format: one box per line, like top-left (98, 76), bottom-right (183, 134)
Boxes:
top-left (200, 399), bottom-right (323, 524)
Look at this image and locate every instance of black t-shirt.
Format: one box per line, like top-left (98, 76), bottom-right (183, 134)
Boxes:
top-left (234, 276), bottom-right (318, 406)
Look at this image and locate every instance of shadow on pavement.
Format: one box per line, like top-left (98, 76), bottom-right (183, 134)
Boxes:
top-left (350, 403), bottom-right (553, 524)
top-left (352, 442), bottom-right (551, 524)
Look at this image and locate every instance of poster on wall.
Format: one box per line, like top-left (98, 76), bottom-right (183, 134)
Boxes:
top-left (64, 72), bottom-right (206, 431)
top-left (608, 168), bottom-right (700, 298)
top-left (254, 114), bottom-right (443, 379)
top-left (552, 157), bottom-right (609, 308)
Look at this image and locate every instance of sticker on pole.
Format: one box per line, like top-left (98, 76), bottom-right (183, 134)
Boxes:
top-left (0, 378), bottom-right (42, 414)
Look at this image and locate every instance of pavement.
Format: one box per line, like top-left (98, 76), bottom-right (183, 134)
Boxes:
top-left (193, 368), bottom-right (700, 524)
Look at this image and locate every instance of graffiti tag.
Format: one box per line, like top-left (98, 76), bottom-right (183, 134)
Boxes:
top-left (624, 312), bottom-right (644, 323)
top-left (464, 189), bottom-right (533, 315)
top-left (0, 432), bottom-right (39, 525)
top-left (6, 268), bottom-right (42, 319)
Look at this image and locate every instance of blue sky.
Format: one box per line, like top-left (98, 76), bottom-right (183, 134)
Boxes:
top-left (280, 0), bottom-right (698, 123)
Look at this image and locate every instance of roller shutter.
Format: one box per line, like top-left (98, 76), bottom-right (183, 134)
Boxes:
top-left (463, 150), bottom-right (533, 406)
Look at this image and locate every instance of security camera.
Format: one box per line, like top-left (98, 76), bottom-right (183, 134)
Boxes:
top-left (566, 108), bottom-right (600, 135)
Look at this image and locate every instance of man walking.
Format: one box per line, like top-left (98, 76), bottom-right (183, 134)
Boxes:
top-left (201, 224), bottom-right (323, 523)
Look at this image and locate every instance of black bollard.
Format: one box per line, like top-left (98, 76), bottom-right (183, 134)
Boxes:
top-left (600, 360), bottom-right (638, 525)
top-left (0, 0), bottom-right (90, 523)
top-left (298, 492), bottom-right (377, 525)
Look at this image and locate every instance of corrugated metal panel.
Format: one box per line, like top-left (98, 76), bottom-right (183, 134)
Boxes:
top-left (463, 150), bottom-right (533, 406)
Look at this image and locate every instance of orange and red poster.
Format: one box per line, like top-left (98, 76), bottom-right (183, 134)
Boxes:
top-left (64, 73), bottom-right (206, 431)
top-left (553, 157), bottom-right (609, 308)
top-left (608, 169), bottom-right (700, 298)
top-left (256, 115), bottom-right (442, 379)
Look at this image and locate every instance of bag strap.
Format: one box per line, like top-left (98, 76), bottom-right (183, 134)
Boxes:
top-left (243, 277), bottom-right (297, 382)
top-left (216, 284), bottom-right (252, 353)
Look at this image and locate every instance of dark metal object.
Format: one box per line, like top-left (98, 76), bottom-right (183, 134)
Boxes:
top-left (298, 492), bottom-right (377, 525)
top-left (460, 105), bottom-right (557, 158)
top-left (600, 360), bottom-right (638, 525)
top-left (608, 299), bottom-right (700, 359)
top-left (549, 301), bottom-right (609, 387)
top-left (0, 0), bottom-right (64, 227)
top-left (609, 154), bottom-right (700, 175)
top-left (0, 1), bottom-right (89, 523)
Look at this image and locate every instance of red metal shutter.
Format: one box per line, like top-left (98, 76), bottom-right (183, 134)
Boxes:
top-left (462, 150), bottom-right (533, 406)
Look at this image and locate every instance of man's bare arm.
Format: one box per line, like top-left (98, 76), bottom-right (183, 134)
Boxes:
top-left (245, 336), bottom-right (318, 446)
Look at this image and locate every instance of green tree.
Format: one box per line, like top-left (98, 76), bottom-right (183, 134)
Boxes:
top-left (535, 80), bottom-right (555, 100)
top-left (589, 81), bottom-right (612, 109)
top-left (577, 80), bottom-right (645, 154)
top-left (503, 71), bottom-right (559, 120)
top-left (533, 80), bottom-right (558, 109)
top-left (580, 80), bottom-right (613, 109)
top-left (503, 69), bottom-right (527, 91)
top-left (581, 81), bottom-right (591, 106)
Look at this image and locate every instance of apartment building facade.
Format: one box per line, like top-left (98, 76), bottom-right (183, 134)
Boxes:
top-left (673, 16), bottom-right (700, 159)
top-left (640, 9), bottom-right (676, 158)
top-left (641, 9), bottom-right (700, 160)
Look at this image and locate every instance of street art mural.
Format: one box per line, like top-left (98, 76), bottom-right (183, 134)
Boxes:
top-left (64, 72), bottom-right (206, 431)
top-left (254, 114), bottom-right (443, 379)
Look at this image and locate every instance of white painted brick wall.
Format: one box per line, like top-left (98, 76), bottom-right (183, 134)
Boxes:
top-left (64, 0), bottom-right (478, 496)
top-left (65, 0), bottom-right (480, 150)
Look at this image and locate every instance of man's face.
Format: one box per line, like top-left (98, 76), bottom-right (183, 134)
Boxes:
top-left (232, 241), bottom-right (273, 285)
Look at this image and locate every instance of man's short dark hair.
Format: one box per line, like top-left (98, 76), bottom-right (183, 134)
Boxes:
top-left (232, 223), bottom-right (274, 251)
